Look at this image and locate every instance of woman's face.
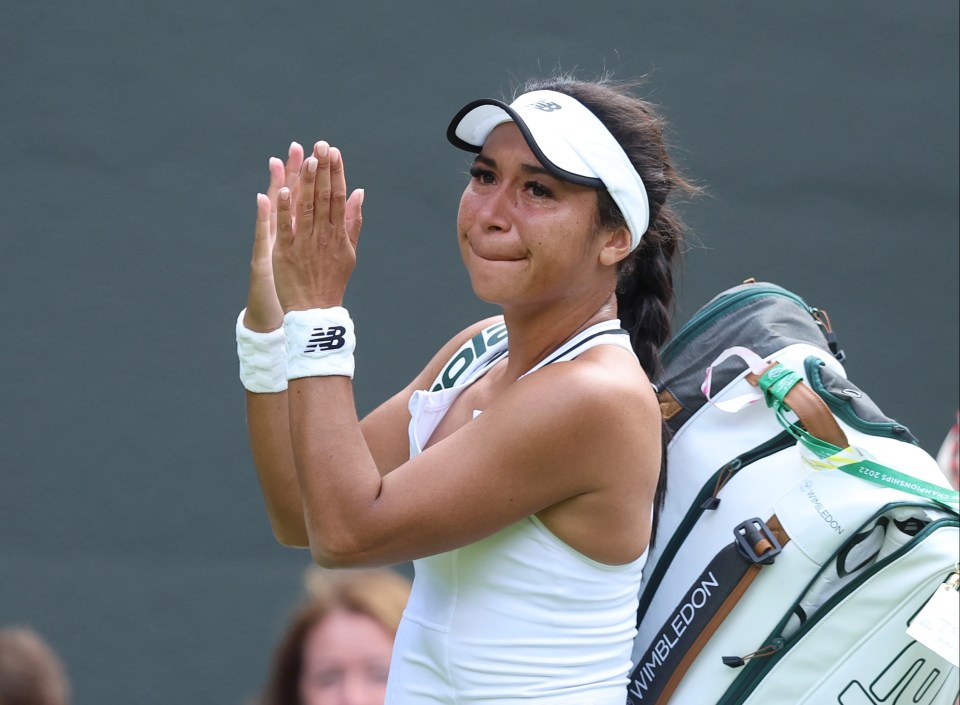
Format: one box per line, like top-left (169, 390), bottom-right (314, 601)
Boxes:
top-left (457, 122), bottom-right (619, 310)
top-left (298, 609), bottom-right (393, 705)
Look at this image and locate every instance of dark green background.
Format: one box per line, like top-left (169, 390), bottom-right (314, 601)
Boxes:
top-left (2, 2), bottom-right (957, 703)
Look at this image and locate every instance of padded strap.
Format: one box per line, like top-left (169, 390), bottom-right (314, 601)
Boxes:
top-left (627, 516), bottom-right (789, 705)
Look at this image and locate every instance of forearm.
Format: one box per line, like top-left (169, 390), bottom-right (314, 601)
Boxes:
top-left (263, 141), bottom-right (387, 563)
top-left (287, 376), bottom-right (385, 566)
top-left (246, 390), bottom-right (309, 546)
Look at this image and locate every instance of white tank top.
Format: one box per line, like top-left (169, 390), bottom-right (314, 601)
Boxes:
top-left (385, 319), bottom-right (649, 705)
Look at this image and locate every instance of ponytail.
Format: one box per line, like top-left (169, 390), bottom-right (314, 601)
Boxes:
top-left (613, 194), bottom-right (686, 547)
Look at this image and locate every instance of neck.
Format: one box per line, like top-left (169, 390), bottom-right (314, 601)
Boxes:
top-left (498, 290), bottom-right (619, 381)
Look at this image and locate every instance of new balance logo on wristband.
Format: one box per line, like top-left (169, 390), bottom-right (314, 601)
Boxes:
top-left (304, 326), bottom-right (347, 353)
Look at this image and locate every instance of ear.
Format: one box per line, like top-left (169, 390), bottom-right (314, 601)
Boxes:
top-left (598, 226), bottom-right (632, 266)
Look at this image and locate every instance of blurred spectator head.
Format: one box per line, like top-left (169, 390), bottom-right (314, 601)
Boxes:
top-left (261, 567), bottom-right (411, 705)
top-left (0, 627), bottom-right (70, 705)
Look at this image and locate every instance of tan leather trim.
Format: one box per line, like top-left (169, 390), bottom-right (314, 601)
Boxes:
top-left (658, 389), bottom-right (683, 421)
top-left (747, 365), bottom-right (849, 449)
top-left (655, 517), bottom-right (791, 705)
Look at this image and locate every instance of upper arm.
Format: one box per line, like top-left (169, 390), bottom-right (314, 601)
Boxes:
top-left (359, 316), bottom-right (505, 476)
top-left (349, 349), bottom-right (661, 564)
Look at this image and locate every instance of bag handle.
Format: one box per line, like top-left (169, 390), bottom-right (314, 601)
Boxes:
top-left (703, 348), bottom-right (960, 509)
top-left (746, 364), bottom-right (849, 449)
top-left (753, 361), bottom-right (960, 510)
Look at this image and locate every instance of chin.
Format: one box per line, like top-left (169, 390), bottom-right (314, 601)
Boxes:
top-left (466, 263), bottom-right (529, 305)
top-left (469, 277), bottom-right (510, 306)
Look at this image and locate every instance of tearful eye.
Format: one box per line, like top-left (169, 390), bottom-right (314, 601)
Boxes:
top-left (469, 166), bottom-right (496, 184)
top-left (526, 181), bottom-right (553, 199)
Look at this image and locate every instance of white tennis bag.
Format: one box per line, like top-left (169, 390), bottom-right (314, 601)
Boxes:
top-left (628, 281), bottom-right (959, 705)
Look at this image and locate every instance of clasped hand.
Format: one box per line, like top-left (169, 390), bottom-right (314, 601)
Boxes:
top-left (244, 141), bottom-right (364, 333)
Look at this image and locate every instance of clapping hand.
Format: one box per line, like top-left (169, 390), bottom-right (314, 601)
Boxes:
top-left (244, 141), bottom-right (363, 331)
top-left (272, 141), bottom-right (364, 313)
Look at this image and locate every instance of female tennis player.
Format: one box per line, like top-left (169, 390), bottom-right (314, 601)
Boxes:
top-left (237, 76), bottom-right (696, 704)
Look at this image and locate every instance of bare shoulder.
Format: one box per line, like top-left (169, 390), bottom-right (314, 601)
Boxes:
top-left (531, 344), bottom-right (659, 433)
top-left (483, 342), bottom-right (661, 490)
top-left (481, 341), bottom-right (661, 561)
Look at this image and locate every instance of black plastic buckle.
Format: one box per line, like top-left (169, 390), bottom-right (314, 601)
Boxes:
top-left (733, 517), bottom-right (782, 565)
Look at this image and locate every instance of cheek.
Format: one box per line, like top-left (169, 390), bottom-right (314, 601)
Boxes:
top-left (457, 188), bottom-right (477, 233)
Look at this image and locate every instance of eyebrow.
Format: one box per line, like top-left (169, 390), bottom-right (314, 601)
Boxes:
top-left (473, 154), bottom-right (555, 179)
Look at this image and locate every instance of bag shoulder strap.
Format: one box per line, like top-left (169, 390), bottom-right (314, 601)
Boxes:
top-left (628, 516), bottom-right (790, 705)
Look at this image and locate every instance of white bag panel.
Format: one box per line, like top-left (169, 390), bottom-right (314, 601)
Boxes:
top-left (655, 398), bottom-right (783, 556)
top-left (741, 526), bottom-right (959, 705)
top-left (774, 462), bottom-right (910, 566)
top-left (651, 343), bottom-right (844, 574)
top-left (668, 342), bottom-right (844, 449)
top-left (633, 454), bottom-right (807, 664)
top-left (772, 407), bottom-right (951, 566)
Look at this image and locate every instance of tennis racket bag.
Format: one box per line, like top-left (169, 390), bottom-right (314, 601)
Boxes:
top-left (628, 280), bottom-right (960, 705)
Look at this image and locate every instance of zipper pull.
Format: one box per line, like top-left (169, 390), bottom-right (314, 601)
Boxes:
top-left (722, 637), bottom-right (785, 668)
top-left (811, 308), bottom-right (845, 362)
top-left (701, 459), bottom-right (742, 510)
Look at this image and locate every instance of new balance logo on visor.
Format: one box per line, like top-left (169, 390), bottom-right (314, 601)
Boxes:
top-left (304, 326), bottom-right (347, 353)
top-left (528, 100), bottom-right (562, 112)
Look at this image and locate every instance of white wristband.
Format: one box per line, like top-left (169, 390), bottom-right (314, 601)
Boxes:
top-left (283, 307), bottom-right (356, 380)
top-left (236, 309), bottom-right (288, 393)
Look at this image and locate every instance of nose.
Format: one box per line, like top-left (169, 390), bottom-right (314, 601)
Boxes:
top-left (474, 184), bottom-right (513, 233)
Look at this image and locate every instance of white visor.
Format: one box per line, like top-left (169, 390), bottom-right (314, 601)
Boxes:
top-left (447, 89), bottom-right (649, 251)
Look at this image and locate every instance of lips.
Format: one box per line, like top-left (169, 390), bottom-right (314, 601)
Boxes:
top-left (474, 251), bottom-right (523, 261)
top-left (467, 238), bottom-right (525, 262)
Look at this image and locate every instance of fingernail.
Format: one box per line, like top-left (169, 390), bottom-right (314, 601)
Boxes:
top-left (279, 188), bottom-right (290, 201)
top-left (357, 189), bottom-right (365, 206)
top-left (269, 157), bottom-right (282, 168)
top-left (315, 141), bottom-right (329, 159)
top-left (307, 158), bottom-right (318, 174)
top-left (330, 147), bottom-right (341, 163)
top-left (290, 141), bottom-right (301, 152)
